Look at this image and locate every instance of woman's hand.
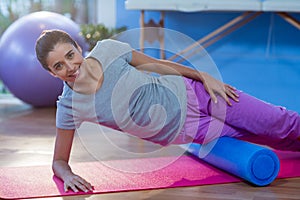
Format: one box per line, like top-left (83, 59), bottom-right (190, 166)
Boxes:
top-left (52, 129), bottom-right (93, 193)
top-left (63, 172), bottom-right (93, 193)
top-left (199, 72), bottom-right (239, 106)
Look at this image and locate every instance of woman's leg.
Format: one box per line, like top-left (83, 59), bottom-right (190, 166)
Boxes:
top-left (193, 115), bottom-right (300, 151)
top-left (219, 90), bottom-right (300, 141)
top-left (187, 79), bottom-right (300, 151)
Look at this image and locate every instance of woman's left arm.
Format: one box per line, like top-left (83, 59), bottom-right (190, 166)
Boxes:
top-left (130, 50), bottom-right (239, 105)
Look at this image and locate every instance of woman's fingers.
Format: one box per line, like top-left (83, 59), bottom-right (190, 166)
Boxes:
top-left (64, 182), bottom-right (79, 193)
top-left (208, 84), bottom-right (239, 106)
top-left (225, 84), bottom-right (239, 102)
top-left (76, 182), bottom-right (91, 193)
top-left (204, 83), bottom-right (218, 104)
top-left (219, 88), bottom-right (232, 106)
top-left (64, 176), bottom-right (94, 193)
top-left (202, 73), bottom-right (239, 106)
top-left (225, 84), bottom-right (236, 91)
top-left (64, 182), bottom-right (90, 193)
top-left (76, 177), bottom-right (93, 191)
top-left (64, 182), bottom-right (69, 192)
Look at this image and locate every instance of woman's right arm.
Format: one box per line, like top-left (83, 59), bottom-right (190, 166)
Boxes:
top-left (52, 128), bottom-right (93, 193)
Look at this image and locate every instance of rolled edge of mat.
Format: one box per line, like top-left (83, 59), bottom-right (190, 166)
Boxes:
top-left (181, 137), bottom-right (280, 186)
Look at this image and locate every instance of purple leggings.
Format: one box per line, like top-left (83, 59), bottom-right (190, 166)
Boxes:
top-left (182, 78), bottom-right (300, 151)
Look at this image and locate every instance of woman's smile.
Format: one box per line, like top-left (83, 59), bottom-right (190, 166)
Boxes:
top-left (46, 42), bottom-right (84, 82)
top-left (68, 67), bottom-right (80, 80)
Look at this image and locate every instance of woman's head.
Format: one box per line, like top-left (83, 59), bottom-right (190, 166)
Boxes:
top-left (35, 29), bottom-right (79, 71)
top-left (35, 29), bottom-right (84, 82)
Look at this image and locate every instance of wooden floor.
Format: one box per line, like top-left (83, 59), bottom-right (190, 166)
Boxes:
top-left (1, 95), bottom-right (300, 200)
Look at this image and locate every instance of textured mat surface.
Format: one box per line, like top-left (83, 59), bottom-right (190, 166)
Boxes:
top-left (0, 151), bottom-right (299, 199)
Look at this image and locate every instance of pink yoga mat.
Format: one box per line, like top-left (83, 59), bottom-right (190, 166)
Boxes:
top-left (0, 151), bottom-right (300, 199)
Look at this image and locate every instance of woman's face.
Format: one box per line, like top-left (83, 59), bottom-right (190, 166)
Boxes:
top-left (46, 42), bottom-right (84, 82)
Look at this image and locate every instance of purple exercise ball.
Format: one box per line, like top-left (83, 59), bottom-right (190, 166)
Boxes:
top-left (0, 11), bottom-right (87, 107)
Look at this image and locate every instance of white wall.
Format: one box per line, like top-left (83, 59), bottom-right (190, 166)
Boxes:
top-left (95, 0), bottom-right (116, 28)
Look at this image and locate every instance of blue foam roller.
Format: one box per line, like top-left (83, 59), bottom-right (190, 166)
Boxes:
top-left (182, 137), bottom-right (280, 186)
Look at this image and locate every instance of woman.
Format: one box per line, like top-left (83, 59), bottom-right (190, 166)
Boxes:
top-left (35, 29), bottom-right (300, 193)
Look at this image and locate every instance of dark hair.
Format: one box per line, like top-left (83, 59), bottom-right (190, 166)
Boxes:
top-left (35, 29), bottom-right (78, 71)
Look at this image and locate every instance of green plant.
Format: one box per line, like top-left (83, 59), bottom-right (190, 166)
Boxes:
top-left (0, 81), bottom-right (9, 94)
top-left (80, 24), bottom-right (126, 51)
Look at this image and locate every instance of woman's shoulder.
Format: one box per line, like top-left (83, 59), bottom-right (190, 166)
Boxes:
top-left (88, 39), bottom-right (129, 57)
top-left (95, 39), bottom-right (129, 50)
top-left (87, 39), bottom-right (132, 67)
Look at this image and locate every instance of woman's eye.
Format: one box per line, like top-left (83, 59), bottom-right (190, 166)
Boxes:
top-left (67, 52), bottom-right (74, 59)
top-left (54, 63), bottom-right (62, 70)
